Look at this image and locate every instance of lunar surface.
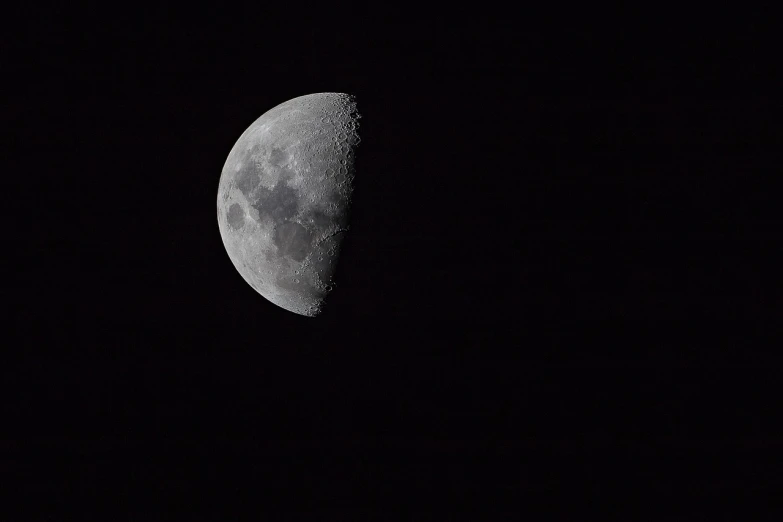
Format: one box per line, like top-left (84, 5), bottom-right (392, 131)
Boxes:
top-left (217, 93), bottom-right (361, 316)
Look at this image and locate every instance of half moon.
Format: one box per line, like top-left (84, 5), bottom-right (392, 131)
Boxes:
top-left (216, 92), bottom-right (361, 316)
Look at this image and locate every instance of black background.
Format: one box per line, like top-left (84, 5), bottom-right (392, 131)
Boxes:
top-left (5, 6), bottom-right (782, 521)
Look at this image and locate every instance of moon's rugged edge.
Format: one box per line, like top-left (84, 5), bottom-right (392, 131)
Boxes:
top-left (217, 92), bottom-right (361, 316)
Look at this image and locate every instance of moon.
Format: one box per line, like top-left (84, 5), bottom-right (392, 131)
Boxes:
top-left (216, 92), bottom-right (361, 317)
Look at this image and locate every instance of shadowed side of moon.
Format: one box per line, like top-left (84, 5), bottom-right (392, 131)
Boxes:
top-left (216, 92), bottom-right (360, 316)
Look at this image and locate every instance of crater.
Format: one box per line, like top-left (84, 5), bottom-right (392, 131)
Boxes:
top-left (313, 250), bottom-right (336, 277)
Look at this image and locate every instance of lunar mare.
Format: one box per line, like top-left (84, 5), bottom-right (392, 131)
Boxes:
top-left (217, 92), bottom-right (360, 316)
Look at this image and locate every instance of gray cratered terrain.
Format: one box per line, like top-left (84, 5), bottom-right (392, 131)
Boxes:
top-left (217, 93), bottom-right (361, 316)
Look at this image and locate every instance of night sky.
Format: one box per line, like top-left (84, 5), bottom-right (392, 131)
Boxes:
top-left (6, 6), bottom-right (782, 521)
